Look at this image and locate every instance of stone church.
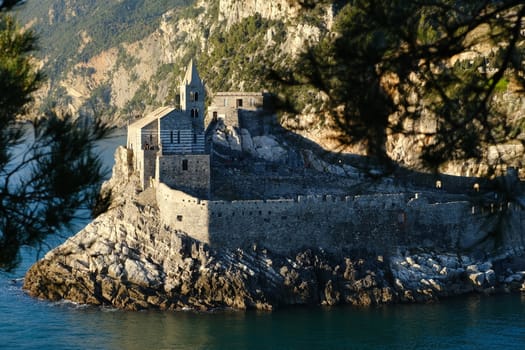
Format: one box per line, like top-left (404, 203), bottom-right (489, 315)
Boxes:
top-left (127, 60), bottom-right (211, 197)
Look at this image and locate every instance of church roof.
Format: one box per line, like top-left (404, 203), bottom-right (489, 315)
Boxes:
top-left (184, 59), bottom-right (201, 86)
top-left (128, 106), bottom-right (176, 129)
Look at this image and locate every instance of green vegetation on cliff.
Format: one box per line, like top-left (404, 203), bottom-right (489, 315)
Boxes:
top-left (200, 13), bottom-right (287, 92)
top-left (14, 0), bottom-right (194, 79)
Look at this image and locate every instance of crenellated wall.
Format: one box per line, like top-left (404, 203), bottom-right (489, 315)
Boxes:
top-left (154, 182), bottom-right (519, 254)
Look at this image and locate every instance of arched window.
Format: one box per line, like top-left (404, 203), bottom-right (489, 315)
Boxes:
top-left (195, 109), bottom-right (199, 118)
top-left (194, 91), bottom-right (199, 101)
top-left (190, 109), bottom-right (195, 118)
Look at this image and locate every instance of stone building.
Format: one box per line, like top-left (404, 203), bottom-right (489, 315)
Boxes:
top-left (126, 59), bottom-right (517, 255)
top-left (127, 60), bottom-right (210, 197)
top-left (207, 91), bottom-right (275, 135)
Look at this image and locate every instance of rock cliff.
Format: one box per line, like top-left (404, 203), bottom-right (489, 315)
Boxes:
top-left (23, 147), bottom-right (525, 311)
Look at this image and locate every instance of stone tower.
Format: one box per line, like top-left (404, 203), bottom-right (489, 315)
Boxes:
top-left (180, 59), bottom-right (205, 124)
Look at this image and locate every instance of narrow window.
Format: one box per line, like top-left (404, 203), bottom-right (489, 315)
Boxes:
top-left (170, 130), bottom-right (173, 143)
top-left (190, 92), bottom-right (195, 102)
top-left (224, 98), bottom-right (227, 106)
top-left (190, 109), bottom-right (195, 118)
top-left (177, 131), bottom-right (180, 144)
top-left (193, 133), bottom-right (197, 144)
top-left (212, 111), bottom-right (218, 121)
top-left (194, 92), bottom-right (199, 101)
top-left (237, 99), bottom-right (243, 108)
top-left (195, 109), bottom-right (199, 118)
top-left (182, 159), bottom-right (188, 171)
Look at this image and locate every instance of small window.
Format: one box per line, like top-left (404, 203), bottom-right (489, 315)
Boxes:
top-left (190, 92), bottom-right (195, 102)
top-left (195, 109), bottom-right (199, 118)
top-left (182, 159), bottom-right (188, 171)
top-left (177, 131), bottom-right (181, 144)
top-left (237, 99), bottom-right (243, 108)
top-left (194, 92), bottom-right (199, 101)
top-left (170, 131), bottom-right (174, 143)
top-left (224, 98), bottom-right (227, 107)
top-left (212, 111), bottom-right (218, 121)
top-left (177, 215), bottom-right (183, 222)
top-left (193, 133), bottom-right (197, 144)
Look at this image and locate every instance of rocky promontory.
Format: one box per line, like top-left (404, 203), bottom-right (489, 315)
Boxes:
top-left (24, 147), bottom-right (525, 311)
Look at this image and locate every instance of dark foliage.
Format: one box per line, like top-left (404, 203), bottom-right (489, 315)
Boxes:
top-left (0, 1), bottom-right (111, 270)
top-left (274, 0), bottom-right (525, 173)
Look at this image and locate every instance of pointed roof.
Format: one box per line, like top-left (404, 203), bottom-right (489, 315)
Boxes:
top-left (128, 106), bottom-right (176, 129)
top-left (184, 59), bottom-right (201, 86)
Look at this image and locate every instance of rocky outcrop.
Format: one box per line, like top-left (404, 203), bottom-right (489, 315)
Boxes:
top-left (23, 147), bottom-right (525, 311)
top-left (23, 192), bottom-right (525, 311)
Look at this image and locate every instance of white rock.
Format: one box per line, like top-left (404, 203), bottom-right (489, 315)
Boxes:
top-left (108, 263), bottom-right (124, 280)
top-left (484, 269), bottom-right (496, 286)
top-left (466, 264), bottom-right (479, 273)
top-left (469, 272), bottom-right (485, 286)
top-left (252, 135), bottom-right (287, 162)
top-left (240, 128), bottom-right (255, 154)
top-left (124, 259), bottom-right (150, 287)
top-left (226, 127), bottom-right (243, 152)
top-left (90, 240), bottom-right (113, 255)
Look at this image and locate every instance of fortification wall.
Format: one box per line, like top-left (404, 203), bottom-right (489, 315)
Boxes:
top-left (155, 184), bottom-right (513, 254)
top-left (155, 183), bottom-right (210, 243)
top-left (156, 154), bottom-right (210, 198)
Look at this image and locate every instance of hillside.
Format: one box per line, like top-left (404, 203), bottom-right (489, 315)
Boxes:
top-left (13, 0), bottom-right (525, 176)
top-left (14, 0), bottom-right (328, 122)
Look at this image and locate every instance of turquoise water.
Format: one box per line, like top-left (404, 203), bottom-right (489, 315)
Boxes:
top-left (1, 277), bottom-right (525, 350)
top-left (1, 132), bottom-right (525, 350)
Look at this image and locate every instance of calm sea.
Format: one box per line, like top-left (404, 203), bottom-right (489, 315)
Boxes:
top-left (1, 131), bottom-right (524, 350)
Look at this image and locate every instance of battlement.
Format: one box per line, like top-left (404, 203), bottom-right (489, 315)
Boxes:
top-left (154, 180), bottom-right (521, 254)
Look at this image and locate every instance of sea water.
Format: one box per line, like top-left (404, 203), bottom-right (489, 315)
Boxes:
top-left (1, 131), bottom-right (524, 350)
top-left (1, 277), bottom-right (524, 350)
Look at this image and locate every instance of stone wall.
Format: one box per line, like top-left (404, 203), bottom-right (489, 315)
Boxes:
top-left (156, 154), bottom-right (211, 198)
top-left (155, 184), bottom-right (518, 254)
top-left (156, 183), bottom-right (210, 243)
top-left (208, 92), bottom-right (265, 128)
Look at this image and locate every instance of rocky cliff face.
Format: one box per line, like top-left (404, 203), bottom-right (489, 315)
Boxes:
top-left (23, 147), bottom-right (525, 311)
top-left (20, 0), bottom-right (525, 177)
top-left (26, 0), bottom-right (326, 123)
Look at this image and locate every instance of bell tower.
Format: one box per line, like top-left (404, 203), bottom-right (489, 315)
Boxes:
top-left (180, 59), bottom-right (205, 128)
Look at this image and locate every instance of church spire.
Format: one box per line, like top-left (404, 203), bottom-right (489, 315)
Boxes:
top-left (184, 59), bottom-right (201, 86)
